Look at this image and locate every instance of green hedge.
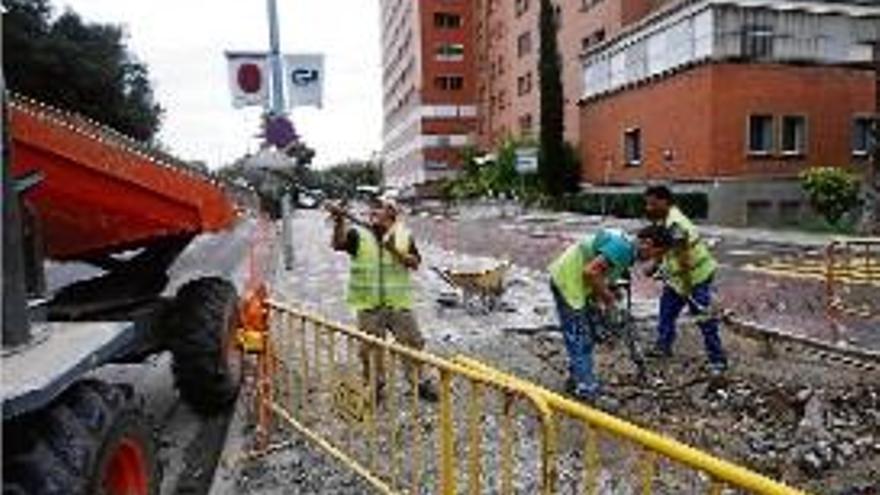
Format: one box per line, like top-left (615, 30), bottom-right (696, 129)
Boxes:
top-left (557, 192), bottom-right (708, 220)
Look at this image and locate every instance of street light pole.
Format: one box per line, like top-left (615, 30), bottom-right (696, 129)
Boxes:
top-left (267, 0), bottom-right (285, 115)
top-left (266, 0), bottom-right (294, 268)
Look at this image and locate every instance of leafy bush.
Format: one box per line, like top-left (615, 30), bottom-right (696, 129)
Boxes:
top-left (444, 138), bottom-right (540, 201)
top-left (800, 167), bottom-right (861, 226)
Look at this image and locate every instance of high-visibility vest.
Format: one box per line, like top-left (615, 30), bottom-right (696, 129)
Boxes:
top-left (661, 206), bottom-right (716, 294)
top-left (347, 224), bottom-right (413, 310)
top-left (548, 229), bottom-right (632, 310)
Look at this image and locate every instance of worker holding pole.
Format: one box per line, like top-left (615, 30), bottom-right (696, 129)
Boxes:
top-left (643, 185), bottom-right (728, 376)
top-left (548, 226), bottom-right (671, 404)
top-left (327, 197), bottom-right (438, 402)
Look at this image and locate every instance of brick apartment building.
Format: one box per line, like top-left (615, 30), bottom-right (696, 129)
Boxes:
top-left (475, 0), bottom-right (675, 150)
top-left (379, 0), bottom-right (673, 188)
top-left (380, 1), bottom-right (877, 226)
top-left (579, 0), bottom-right (879, 225)
top-left (379, 0), bottom-right (478, 188)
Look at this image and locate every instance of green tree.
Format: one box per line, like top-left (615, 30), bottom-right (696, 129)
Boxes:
top-left (538, 0), bottom-right (574, 196)
top-left (3, 0), bottom-right (163, 141)
top-left (800, 167), bottom-right (862, 226)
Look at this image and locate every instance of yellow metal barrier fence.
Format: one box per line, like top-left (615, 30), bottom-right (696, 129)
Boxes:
top-left (258, 300), bottom-right (807, 495)
top-left (826, 238), bottom-right (880, 321)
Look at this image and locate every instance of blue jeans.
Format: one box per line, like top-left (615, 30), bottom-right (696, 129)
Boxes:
top-left (550, 283), bottom-right (600, 398)
top-left (657, 279), bottom-right (727, 366)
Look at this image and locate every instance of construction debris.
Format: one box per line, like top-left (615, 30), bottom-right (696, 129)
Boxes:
top-left (230, 211), bottom-right (879, 494)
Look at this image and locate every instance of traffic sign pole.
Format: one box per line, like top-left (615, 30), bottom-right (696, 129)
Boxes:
top-left (266, 0), bottom-right (294, 268)
top-left (266, 0), bottom-right (285, 115)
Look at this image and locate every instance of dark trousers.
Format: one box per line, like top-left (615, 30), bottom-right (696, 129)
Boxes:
top-left (657, 279), bottom-right (727, 366)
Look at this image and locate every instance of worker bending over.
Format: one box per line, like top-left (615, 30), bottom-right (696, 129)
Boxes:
top-left (548, 226), bottom-right (671, 404)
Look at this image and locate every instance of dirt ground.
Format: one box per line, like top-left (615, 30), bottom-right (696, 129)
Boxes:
top-left (225, 210), bottom-right (879, 494)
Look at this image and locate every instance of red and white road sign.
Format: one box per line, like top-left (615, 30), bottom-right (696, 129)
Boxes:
top-left (226, 52), bottom-right (269, 109)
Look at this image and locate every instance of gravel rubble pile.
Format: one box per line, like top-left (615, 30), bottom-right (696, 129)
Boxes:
top-left (229, 211), bottom-right (879, 494)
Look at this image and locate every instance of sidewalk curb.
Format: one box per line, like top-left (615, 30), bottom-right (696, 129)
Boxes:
top-left (207, 387), bottom-right (252, 494)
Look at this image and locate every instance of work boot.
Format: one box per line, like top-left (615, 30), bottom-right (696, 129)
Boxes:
top-left (417, 380), bottom-right (439, 403)
top-left (566, 382), bottom-right (619, 413)
top-left (707, 362), bottom-right (728, 380)
top-left (586, 394), bottom-right (621, 413)
top-left (566, 380), bottom-right (602, 402)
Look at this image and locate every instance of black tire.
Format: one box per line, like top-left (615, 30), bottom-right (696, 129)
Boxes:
top-left (2, 380), bottom-right (161, 495)
top-left (166, 277), bottom-right (242, 416)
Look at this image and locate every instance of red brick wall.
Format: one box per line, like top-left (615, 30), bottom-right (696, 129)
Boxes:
top-left (422, 117), bottom-right (479, 136)
top-left (416, 1), bottom-right (478, 172)
top-left (709, 63), bottom-right (874, 177)
top-left (474, 0), bottom-right (666, 153)
top-left (559, 0), bottom-right (626, 148)
top-left (620, 0), bottom-right (656, 28)
top-left (419, 2), bottom-right (477, 106)
top-left (580, 65), bottom-right (714, 183)
top-left (579, 63), bottom-right (875, 184)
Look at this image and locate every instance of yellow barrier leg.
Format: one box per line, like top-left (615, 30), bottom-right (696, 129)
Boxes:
top-left (500, 393), bottom-right (515, 495)
top-left (467, 382), bottom-right (483, 495)
top-left (439, 370), bottom-right (456, 495)
top-left (640, 448), bottom-right (656, 495)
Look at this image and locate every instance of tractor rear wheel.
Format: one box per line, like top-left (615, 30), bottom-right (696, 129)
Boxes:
top-left (2, 380), bottom-right (161, 495)
top-left (167, 277), bottom-right (242, 416)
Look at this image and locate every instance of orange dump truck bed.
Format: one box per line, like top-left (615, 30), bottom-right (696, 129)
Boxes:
top-left (9, 95), bottom-right (236, 260)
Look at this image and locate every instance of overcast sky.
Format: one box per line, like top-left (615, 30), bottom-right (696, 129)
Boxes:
top-left (60, 0), bottom-right (383, 169)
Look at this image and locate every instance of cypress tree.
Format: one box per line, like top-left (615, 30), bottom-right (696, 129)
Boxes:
top-left (538, 0), bottom-right (566, 196)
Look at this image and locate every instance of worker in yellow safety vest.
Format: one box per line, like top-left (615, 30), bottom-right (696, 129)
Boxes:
top-left (548, 225), bottom-right (672, 404)
top-left (643, 185), bottom-right (728, 376)
top-left (328, 196), bottom-right (438, 402)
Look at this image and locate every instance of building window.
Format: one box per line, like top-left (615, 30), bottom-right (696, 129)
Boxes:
top-left (434, 12), bottom-right (461, 29)
top-left (748, 115), bottom-right (774, 154)
top-left (515, 0), bottom-right (529, 16)
top-left (434, 75), bottom-right (464, 91)
top-left (517, 72), bottom-right (533, 96)
top-left (436, 43), bottom-right (465, 61)
top-left (741, 25), bottom-right (774, 59)
top-left (624, 128), bottom-right (641, 166)
top-left (517, 32), bottom-right (532, 58)
top-left (853, 116), bottom-right (876, 156)
top-left (780, 116), bottom-right (806, 155)
top-left (581, 0), bottom-right (604, 11)
top-left (519, 113), bottom-right (534, 137)
top-left (581, 28), bottom-right (606, 51)
top-left (498, 90), bottom-right (508, 110)
top-left (746, 200), bottom-right (774, 227)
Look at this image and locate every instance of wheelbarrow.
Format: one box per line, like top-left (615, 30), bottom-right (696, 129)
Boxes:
top-left (432, 261), bottom-right (511, 313)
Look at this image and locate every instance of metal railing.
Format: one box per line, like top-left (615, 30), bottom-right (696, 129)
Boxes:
top-left (826, 238), bottom-right (880, 321)
top-left (250, 300), bottom-right (808, 494)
